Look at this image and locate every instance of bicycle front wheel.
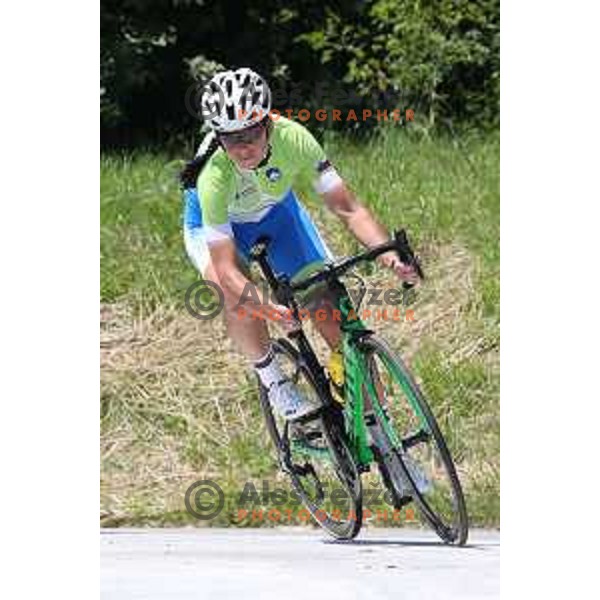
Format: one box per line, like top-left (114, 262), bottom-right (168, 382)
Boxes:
top-left (359, 334), bottom-right (469, 545)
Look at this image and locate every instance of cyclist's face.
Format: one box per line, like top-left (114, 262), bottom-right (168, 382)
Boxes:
top-left (219, 123), bottom-right (268, 170)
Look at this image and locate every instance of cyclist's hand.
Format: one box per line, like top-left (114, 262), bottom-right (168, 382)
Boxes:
top-left (377, 251), bottom-right (420, 284)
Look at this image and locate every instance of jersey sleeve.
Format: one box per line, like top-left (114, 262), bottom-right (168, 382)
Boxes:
top-left (197, 156), bottom-right (236, 245)
top-left (291, 124), bottom-right (343, 195)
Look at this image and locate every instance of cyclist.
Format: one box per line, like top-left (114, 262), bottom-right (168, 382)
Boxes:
top-left (182, 67), bottom-right (417, 420)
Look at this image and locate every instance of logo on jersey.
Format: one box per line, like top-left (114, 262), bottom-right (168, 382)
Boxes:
top-left (265, 166), bottom-right (282, 183)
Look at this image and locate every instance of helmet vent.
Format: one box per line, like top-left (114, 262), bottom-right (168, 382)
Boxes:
top-left (201, 68), bottom-right (272, 132)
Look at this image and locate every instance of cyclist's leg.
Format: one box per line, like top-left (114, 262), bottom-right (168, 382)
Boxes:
top-left (302, 287), bottom-right (342, 349)
top-left (186, 187), bottom-right (316, 418)
top-left (221, 255), bottom-right (272, 359)
top-left (222, 281), bottom-right (318, 419)
top-left (231, 190), bottom-right (343, 350)
top-left (227, 193), bottom-right (339, 417)
top-left (184, 218), bottom-right (271, 359)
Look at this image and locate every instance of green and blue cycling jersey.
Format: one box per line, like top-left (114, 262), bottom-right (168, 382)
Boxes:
top-left (183, 117), bottom-right (342, 281)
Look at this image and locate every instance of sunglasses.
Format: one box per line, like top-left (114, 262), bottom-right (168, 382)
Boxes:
top-left (218, 123), bottom-right (265, 147)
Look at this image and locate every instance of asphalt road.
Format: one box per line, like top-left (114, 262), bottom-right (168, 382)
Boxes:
top-left (101, 527), bottom-right (500, 599)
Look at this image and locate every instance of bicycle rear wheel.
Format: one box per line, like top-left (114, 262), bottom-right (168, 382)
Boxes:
top-left (259, 338), bottom-right (363, 540)
top-left (360, 334), bottom-right (469, 545)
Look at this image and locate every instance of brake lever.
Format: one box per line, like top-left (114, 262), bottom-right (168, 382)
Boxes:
top-left (393, 229), bottom-right (424, 295)
top-left (394, 230), bottom-right (424, 277)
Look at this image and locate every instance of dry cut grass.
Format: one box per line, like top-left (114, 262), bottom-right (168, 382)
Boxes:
top-left (100, 241), bottom-right (499, 526)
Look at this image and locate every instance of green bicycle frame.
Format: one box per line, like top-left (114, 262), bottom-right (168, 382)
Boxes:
top-left (335, 289), bottom-right (430, 470)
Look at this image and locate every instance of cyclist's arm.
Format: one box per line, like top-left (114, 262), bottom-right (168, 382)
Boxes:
top-left (322, 182), bottom-right (390, 249)
top-left (324, 182), bottom-right (417, 281)
top-left (208, 239), bottom-right (253, 300)
top-left (291, 122), bottom-right (390, 248)
top-left (209, 240), bottom-right (289, 316)
top-left (292, 120), bottom-right (416, 280)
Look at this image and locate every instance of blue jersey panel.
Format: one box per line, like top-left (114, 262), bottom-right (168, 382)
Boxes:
top-left (183, 187), bottom-right (203, 230)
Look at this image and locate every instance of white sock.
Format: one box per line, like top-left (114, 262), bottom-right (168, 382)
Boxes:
top-left (254, 349), bottom-right (285, 388)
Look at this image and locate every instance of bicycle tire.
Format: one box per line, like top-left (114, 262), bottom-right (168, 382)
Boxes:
top-left (359, 334), bottom-right (469, 545)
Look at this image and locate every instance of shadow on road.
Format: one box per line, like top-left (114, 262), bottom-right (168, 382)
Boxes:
top-left (324, 538), bottom-right (496, 550)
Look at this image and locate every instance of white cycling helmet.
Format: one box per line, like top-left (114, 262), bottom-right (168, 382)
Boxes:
top-left (201, 68), bottom-right (272, 133)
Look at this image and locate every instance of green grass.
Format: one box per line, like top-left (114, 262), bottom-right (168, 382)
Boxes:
top-left (100, 126), bottom-right (499, 529)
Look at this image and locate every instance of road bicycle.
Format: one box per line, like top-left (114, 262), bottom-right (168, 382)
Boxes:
top-left (252, 230), bottom-right (469, 545)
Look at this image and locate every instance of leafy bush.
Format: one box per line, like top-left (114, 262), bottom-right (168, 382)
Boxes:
top-left (300, 0), bottom-right (499, 130)
top-left (100, 0), bottom-right (499, 148)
